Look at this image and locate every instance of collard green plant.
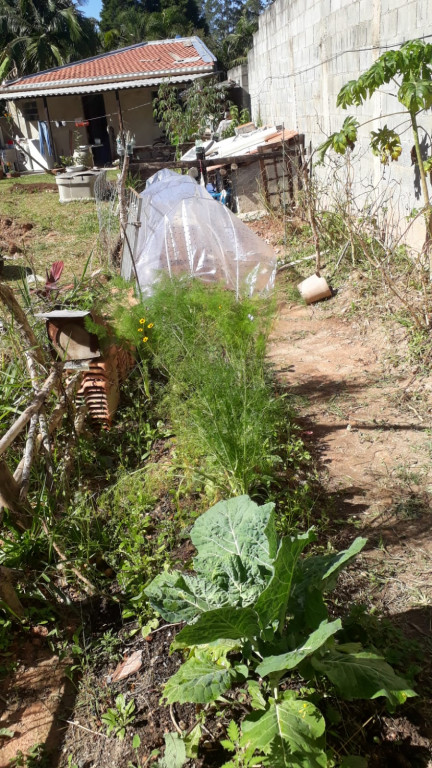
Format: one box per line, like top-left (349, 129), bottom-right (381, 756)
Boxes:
top-left (145, 496), bottom-right (416, 766)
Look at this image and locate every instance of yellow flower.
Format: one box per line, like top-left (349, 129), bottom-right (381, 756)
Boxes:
top-left (137, 328), bottom-right (143, 332)
top-left (147, 322), bottom-right (154, 328)
top-left (139, 318), bottom-right (146, 324)
top-left (218, 305), bottom-right (222, 309)
top-left (143, 337), bottom-right (148, 342)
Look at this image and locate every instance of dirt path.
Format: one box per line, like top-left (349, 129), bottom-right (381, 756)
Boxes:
top-left (269, 289), bottom-right (432, 626)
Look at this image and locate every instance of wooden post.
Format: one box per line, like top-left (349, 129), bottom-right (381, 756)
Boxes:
top-left (42, 96), bottom-right (57, 165)
top-left (115, 89), bottom-right (124, 133)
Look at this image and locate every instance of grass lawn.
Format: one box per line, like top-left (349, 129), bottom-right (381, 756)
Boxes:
top-left (0, 172), bottom-right (103, 283)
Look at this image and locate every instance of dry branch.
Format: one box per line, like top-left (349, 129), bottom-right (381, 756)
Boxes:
top-left (0, 365), bottom-right (62, 457)
top-left (19, 413), bottom-right (38, 501)
top-left (0, 283), bottom-right (45, 366)
top-left (25, 351), bottom-right (54, 484)
top-left (13, 372), bottom-right (83, 484)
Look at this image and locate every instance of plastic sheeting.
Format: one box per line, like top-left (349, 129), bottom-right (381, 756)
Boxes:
top-left (134, 169), bottom-right (276, 296)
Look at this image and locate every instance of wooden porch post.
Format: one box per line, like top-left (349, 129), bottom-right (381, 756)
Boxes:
top-left (115, 89), bottom-right (124, 133)
top-left (42, 96), bottom-right (58, 164)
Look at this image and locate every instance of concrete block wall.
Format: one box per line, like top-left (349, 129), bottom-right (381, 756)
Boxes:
top-left (236, 0), bottom-right (432, 247)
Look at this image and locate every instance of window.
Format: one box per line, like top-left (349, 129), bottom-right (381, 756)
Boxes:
top-left (21, 100), bottom-right (39, 121)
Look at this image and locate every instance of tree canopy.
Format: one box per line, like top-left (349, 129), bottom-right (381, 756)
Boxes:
top-left (0, 0), bottom-right (99, 79)
top-left (100, 0), bottom-right (205, 50)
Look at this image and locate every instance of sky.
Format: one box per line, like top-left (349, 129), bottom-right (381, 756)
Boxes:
top-left (82, 0), bottom-right (102, 19)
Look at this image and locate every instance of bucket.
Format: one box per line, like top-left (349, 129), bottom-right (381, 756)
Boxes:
top-left (297, 274), bottom-right (332, 304)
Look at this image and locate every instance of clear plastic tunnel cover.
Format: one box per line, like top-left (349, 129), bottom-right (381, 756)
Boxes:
top-left (134, 169), bottom-right (276, 297)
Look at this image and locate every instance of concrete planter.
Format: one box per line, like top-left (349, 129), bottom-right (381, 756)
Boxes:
top-left (55, 170), bottom-right (100, 203)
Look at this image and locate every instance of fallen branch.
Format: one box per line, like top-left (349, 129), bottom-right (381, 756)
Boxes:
top-left (19, 413), bottom-right (38, 501)
top-left (14, 372), bottom-right (84, 484)
top-left (277, 254), bottom-right (316, 273)
top-left (0, 283), bottom-right (46, 366)
top-left (66, 720), bottom-right (109, 739)
top-left (25, 351), bottom-right (54, 485)
top-left (0, 365), bottom-right (62, 457)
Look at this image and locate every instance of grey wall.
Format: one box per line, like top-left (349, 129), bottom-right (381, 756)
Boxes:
top-left (233, 0), bottom-right (432, 247)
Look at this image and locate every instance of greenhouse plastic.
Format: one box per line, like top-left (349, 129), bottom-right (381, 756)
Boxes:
top-left (133, 169), bottom-right (276, 296)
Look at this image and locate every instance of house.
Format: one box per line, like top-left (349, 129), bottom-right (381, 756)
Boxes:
top-left (0, 37), bottom-right (217, 170)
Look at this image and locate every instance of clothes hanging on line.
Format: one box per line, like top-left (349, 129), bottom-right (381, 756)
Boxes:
top-left (38, 121), bottom-right (53, 157)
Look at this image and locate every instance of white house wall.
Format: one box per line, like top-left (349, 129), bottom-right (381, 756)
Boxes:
top-left (119, 87), bottom-right (162, 145)
top-left (8, 86), bottom-right (163, 163)
top-left (242, 0), bottom-right (432, 248)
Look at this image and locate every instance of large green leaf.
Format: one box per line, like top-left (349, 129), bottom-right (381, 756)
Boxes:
top-left (241, 691), bottom-right (326, 767)
top-left (162, 655), bottom-right (245, 704)
top-left (173, 606), bottom-right (260, 648)
top-left (289, 538), bottom-right (367, 629)
top-left (255, 530), bottom-right (314, 631)
top-left (256, 619), bottom-right (342, 677)
top-left (312, 651), bottom-right (416, 708)
top-left (158, 732), bottom-right (187, 768)
top-left (191, 495), bottom-right (276, 578)
top-left (398, 79), bottom-right (432, 111)
top-left (144, 571), bottom-right (225, 622)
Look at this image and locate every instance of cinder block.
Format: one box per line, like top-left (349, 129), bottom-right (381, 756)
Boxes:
top-left (396, 4), bottom-right (418, 37)
top-left (359, 0), bottom-right (372, 22)
top-left (381, 8), bottom-right (398, 40)
top-left (417, 0), bottom-right (429, 26)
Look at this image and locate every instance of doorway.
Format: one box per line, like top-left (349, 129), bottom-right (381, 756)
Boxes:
top-left (82, 93), bottom-right (111, 166)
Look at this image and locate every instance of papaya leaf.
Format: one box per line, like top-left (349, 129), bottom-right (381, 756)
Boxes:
top-left (398, 79), bottom-right (432, 111)
top-left (312, 651), bottom-right (416, 708)
top-left (256, 619), bottom-right (342, 677)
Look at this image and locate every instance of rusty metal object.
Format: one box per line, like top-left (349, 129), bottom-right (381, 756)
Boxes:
top-left (77, 346), bottom-right (134, 427)
top-left (39, 310), bottom-right (134, 427)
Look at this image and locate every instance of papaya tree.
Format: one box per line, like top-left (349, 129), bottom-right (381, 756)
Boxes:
top-left (318, 39), bottom-right (432, 256)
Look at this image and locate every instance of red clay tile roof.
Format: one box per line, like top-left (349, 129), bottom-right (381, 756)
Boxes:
top-left (2, 37), bottom-right (216, 93)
